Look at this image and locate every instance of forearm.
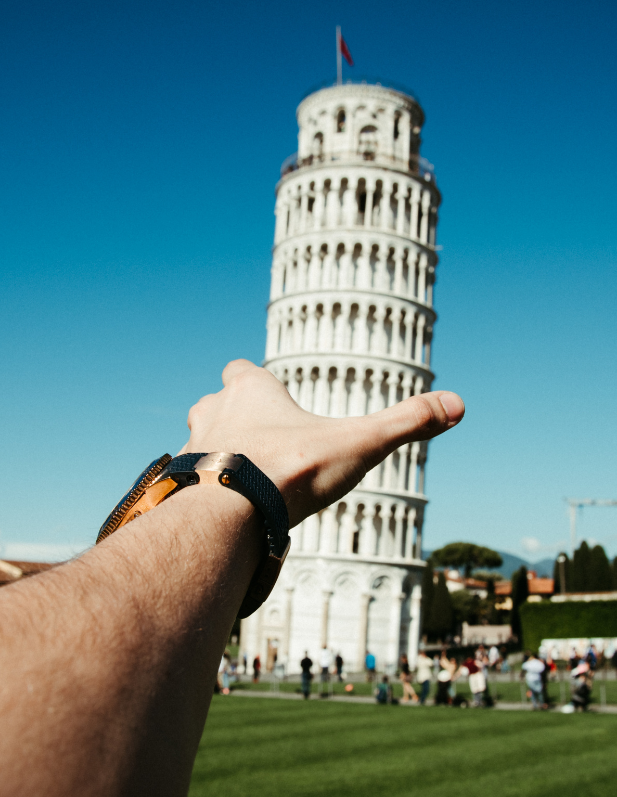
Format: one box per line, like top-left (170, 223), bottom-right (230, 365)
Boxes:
top-left (0, 359), bottom-right (464, 795)
top-left (0, 484), bottom-right (260, 797)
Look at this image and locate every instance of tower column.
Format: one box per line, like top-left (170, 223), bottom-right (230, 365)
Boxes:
top-left (396, 185), bottom-right (407, 236)
top-left (420, 191), bottom-right (431, 243)
top-left (364, 181), bottom-right (375, 229)
top-left (410, 187), bottom-right (421, 239)
top-left (407, 583), bottom-right (422, 668)
top-left (282, 587), bottom-right (294, 666)
top-left (394, 504), bottom-right (406, 558)
top-left (414, 314), bottom-right (426, 363)
top-left (414, 513), bottom-right (423, 559)
top-left (321, 590), bottom-right (333, 648)
top-left (357, 593), bottom-right (371, 671)
top-left (387, 592), bottom-right (406, 667)
top-left (405, 507), bottom-right (417, 559)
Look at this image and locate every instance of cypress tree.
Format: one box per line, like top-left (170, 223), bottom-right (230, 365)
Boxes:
top-left (427, 571), bottom-right (453, 641)
top-left (552, 557), bottom-right (559, 591)
top-left (588, 545), bottom-right (612, 592)
top-left (421, 558), bottom-right (435, 637)
top-left (571, 541), bottom-right (590, 592)
top-left (510, 566), bottom-right (529, 642)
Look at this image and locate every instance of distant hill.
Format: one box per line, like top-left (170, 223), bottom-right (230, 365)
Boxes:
top-left (423, 550), bottom-right (555, 580)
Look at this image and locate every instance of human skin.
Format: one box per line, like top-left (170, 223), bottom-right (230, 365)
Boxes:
top-left (0, 360), bottom-right (464, 797)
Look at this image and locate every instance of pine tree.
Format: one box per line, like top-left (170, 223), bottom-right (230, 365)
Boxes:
top-left (571, 541), bottom-right (590, 592)
top-left (510, 566), bottom-right (528, 642)
top-left (588, 545), bottom-right (612, 591)
top-left (421, 558), bottom-right (435, 637)
top-left (612, 557), bottom-right (617, 590)
top-left (427, 571), bottom-right (453, 641)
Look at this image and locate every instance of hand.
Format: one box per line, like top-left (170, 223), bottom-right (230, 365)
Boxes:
top-left (181, 359), bottom-right (464, 528)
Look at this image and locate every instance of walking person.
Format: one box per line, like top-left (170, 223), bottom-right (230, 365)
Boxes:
top-left (435, 653), bottom-right (456, 705)
top-left (365, 650), bottom-right (376, 682)
top-left (399, 653), bottom-right (419, 703)
top-left (335, 652), bottom-right (344, 682)
top-left (416, 650), bottom-right (433, 705)
top-left (319, 645), bottom-right (332, 697)
top-left (252, 654), bottom-right (261, 684)
top-left (522, 652), bottom-right (546, 710)
top-left (300, 651), bottom-right (313, 700)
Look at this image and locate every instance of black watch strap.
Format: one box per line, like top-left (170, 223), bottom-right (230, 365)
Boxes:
top-left (97, 452), bottom-right (290, 619)
top-left (153, 452), bottom-right (288, 554)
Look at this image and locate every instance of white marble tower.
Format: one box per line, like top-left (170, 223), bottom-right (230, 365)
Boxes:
top-left (240, 82), bottom-right (441, 675)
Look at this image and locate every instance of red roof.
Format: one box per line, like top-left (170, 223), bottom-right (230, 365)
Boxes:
top-left (494, 577), bottom-right (554, 596)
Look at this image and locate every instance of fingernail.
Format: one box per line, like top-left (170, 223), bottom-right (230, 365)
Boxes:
top-left (439, 392), bottom-right (465, 424)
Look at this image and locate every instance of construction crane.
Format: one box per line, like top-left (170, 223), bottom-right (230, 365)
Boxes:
top-left (565, 498), bottom-right (617, 555)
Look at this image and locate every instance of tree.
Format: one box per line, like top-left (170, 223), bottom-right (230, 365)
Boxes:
top-left (451, 589), bottom-right (480, 628)
top-left (613, 557), bottom-right (617, 591)
top-left (571, 541), bottom-right (590, 592)
top-left (420, 557), bottom-right (435, 637)
top-left (588, 545), bottom-right (612, 592)
top-left (510, 566), bottom-right (528, 642)
top-left (552, 552), bottom-right (571, 594)
top-left (431, 543), bottom-right (503, 577)
top-left (426, 571), bottom-right (453, 641)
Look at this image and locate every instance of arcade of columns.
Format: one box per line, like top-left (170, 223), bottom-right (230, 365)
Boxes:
top-left (240, 83), bottom-right (441, 674)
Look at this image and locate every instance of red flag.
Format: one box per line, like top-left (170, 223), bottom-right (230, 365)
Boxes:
top-left (340, 35), bottom-right (354, 66)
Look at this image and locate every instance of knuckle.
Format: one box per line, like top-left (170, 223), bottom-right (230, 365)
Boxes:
top-left (413, 395), bottom-right (444, 433)
top-left (187, 395), bottom-right (211, 428)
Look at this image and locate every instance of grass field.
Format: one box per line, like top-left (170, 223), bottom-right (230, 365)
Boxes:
top-left (189, 696), bottom-right (617, 797)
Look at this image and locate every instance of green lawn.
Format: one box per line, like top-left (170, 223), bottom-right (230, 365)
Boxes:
top-left (189, 697), bottom-right (617, 797)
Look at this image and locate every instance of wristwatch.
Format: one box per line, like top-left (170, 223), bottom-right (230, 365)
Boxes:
top-left (96, 452), bottom-right (290, 618)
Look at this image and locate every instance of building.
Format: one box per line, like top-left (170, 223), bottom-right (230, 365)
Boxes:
top-left (444, 568), bottom-right (489, 599)
top-left (240, 81), bottom-right (441, 674)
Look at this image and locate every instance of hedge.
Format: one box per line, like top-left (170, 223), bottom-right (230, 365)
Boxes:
top-left (520, 600), bottom-right (617, 652)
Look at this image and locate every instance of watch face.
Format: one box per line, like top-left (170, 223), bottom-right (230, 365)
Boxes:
top-left (96, 454), bottom-right (172, 543)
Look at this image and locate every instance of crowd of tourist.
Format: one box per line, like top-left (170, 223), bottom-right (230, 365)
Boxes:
top-left (213, 640), bottom-right (608, 711)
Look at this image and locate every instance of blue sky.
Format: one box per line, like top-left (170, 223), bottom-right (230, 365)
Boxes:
top-left (1, 0), bottom-right (616, 562)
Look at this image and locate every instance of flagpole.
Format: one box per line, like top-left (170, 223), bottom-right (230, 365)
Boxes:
top-left (336, 26), bottom-right (342, 85)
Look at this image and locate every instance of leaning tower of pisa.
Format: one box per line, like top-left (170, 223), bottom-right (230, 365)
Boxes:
top-left (240, 82), bottom-right (441, 675)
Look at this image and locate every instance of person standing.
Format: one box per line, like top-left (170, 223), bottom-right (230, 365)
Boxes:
top-left (399, 653), bottom-right (419, 703)
top-left (300, 652), bottom-right (313, 700)
top-left (522, 652), bottom-right (546, 710)
top-left (416, 650), bottom-right (433, 705)
top-left (219, 651), bottom-right (231, 695)
top-left (365, 650), bottom-right (377, 682)
top-left (252, 654), bottom-right (261, 684)
top-left (456, 657), bottom-right (486, 707)
top-left (435, 653), bottom-right (456, 706)
top-left (319, 645), bottom-right (332, 696)
top-left (375, 675), bottom-right (397, 705)
top-left (335, 652), bottom-right (344, 682)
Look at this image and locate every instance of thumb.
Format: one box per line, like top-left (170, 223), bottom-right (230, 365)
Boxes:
top-left (352, 390), bottom-right (465, 469)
